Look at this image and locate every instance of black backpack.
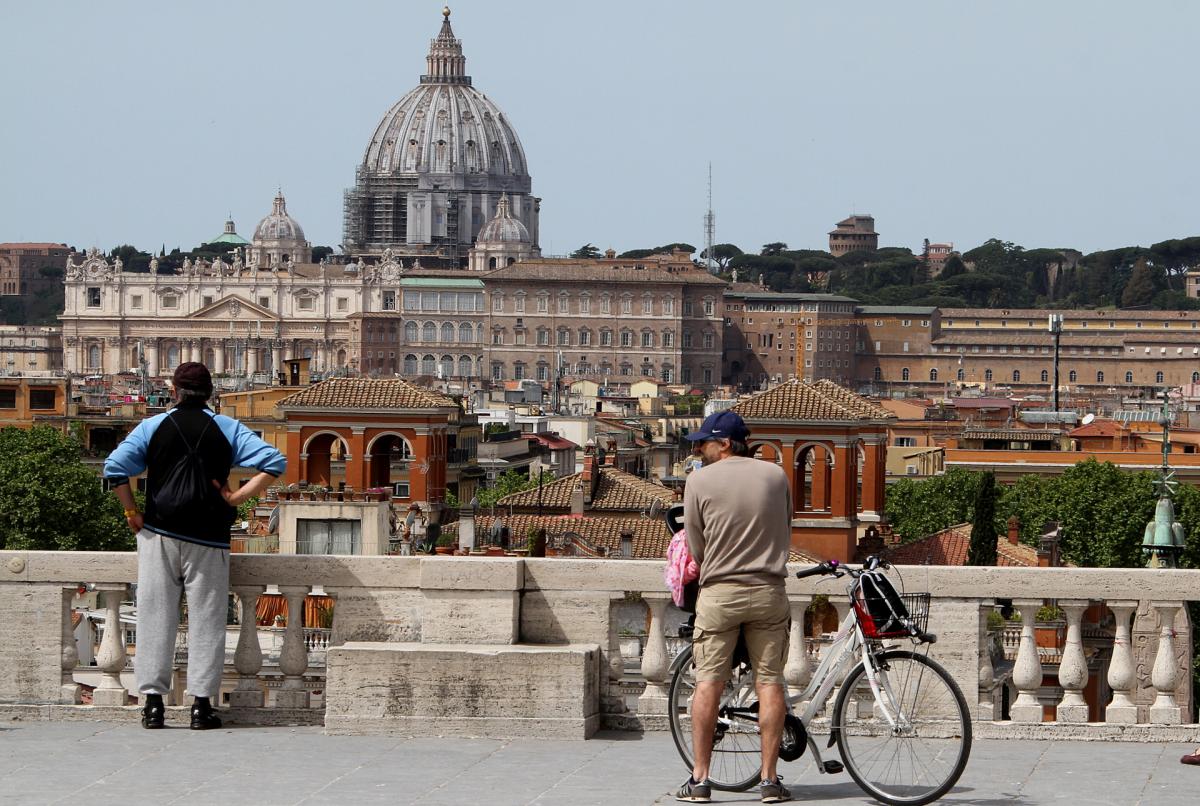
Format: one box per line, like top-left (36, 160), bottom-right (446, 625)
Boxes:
top-left (854, 570), bottom-right (911, 639)
top-left (151, 414), bottom-right (233, 525)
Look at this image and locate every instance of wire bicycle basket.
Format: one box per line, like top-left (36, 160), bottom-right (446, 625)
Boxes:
top-left (852, 571), bottom-right (930, 639)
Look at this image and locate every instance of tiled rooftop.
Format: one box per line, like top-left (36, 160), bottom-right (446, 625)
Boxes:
top-left (276, 378), bottom-right (458, 410)
top-left (496, 467), bottom-right (676, 513)
top-left (733, 379), bottom-right (894, 422)
top-left (886, 523), bottom-right (1044, 567)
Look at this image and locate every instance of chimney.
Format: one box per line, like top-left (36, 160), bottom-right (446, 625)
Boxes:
top-left (570, 478), bottom-right (585, 515)
top-left (581, 453), bottom-right (597, 504)
top-left (620, 530), bottom-right (634, 558)
top-left (1007, 516), bottom-right (1020, 546)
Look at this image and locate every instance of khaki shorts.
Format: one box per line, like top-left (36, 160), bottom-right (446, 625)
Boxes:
top-left (692, 581), bottom-right (790, 684)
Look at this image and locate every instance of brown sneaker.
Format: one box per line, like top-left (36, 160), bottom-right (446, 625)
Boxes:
top-left (1181, 750), bottom-right (1200, 765)
top-left (760, 776), bottom-right (792, 803)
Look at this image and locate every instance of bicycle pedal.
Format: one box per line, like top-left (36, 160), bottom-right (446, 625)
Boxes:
top-left (822, 760), bottom-right (844, 774)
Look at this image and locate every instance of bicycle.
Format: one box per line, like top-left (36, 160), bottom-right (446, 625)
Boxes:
top-left (667, 556), bottom-right (972, 806)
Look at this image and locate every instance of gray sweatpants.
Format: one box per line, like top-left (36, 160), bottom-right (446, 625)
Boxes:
top-left (135, 530), bottom-right (229, 698)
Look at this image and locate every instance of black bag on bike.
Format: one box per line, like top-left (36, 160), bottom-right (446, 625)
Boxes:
top-left (853, 570), bottom-right (911, 639)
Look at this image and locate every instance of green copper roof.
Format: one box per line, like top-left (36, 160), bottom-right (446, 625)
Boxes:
top-left (209, 231), bottom-right (250, 245)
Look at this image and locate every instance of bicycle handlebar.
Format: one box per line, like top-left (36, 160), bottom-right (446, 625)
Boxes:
top-left (795, 560), bottom-right (839, 579)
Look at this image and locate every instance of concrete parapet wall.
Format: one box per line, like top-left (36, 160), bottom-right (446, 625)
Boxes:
top-left (325, 642), bottom-right (600, 738)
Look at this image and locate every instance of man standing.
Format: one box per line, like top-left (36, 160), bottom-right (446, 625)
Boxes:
top-left (676, 411), bottom-right (793, 804)
top-left (104, 363), bottom-right (285, 730)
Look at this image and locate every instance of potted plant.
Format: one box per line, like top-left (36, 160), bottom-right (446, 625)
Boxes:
top-left (434, 531), bottom-right (457, 555)
top-left (527, 526), bottom-right (547, 558)
top-left (281, 483), bottom-right (299, 501)
top-left (312, 484), bottom-right (329, 501)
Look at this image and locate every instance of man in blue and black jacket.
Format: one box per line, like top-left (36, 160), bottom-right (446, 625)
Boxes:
top-left (104, 362), bottom-right (285, 730)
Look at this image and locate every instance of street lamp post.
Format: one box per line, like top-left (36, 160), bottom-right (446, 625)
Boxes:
top-left (1048, 314), bottom-right (1063, 413)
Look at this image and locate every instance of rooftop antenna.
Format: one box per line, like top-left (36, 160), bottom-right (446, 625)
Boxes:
top-left (703, 163), bottom-right (716, 275)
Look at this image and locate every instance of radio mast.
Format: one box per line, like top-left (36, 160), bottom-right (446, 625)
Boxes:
top-left (703, 163), bottom-right (716, 274)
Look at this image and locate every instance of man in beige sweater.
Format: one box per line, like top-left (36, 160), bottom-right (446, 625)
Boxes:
top-left (676, 411), bottom-right (794, 804)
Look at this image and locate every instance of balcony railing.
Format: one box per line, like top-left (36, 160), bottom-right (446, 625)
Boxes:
top-left (1, 552), bottom-right (1196, 739)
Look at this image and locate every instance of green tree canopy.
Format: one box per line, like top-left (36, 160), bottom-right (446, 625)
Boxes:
top-left (1121, 257), bottom-right (1158, 308)
top-left (475, 468), bottom-right (555, 510)
top-left (967, 471), bottom-right (999, 565)
top-left (0, 426), bottom-right (134, 551)
top-left (570, 244), bottom-right (603, 259)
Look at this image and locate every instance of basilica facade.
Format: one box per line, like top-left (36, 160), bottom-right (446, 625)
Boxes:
top-left (59, 9), bottom-right (727, 391)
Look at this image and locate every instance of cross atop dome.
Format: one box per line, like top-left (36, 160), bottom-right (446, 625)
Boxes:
top-left (424, 5), bottom-right (470, 85)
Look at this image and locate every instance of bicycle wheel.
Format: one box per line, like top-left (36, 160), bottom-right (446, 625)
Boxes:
top-left (833, 649), bottom-right (971, 806)
top-left (667, 644), bottom-right (763, 792)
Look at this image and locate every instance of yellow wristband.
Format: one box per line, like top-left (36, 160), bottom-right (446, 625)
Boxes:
top-left (124, 509), bottom-right (139, 518)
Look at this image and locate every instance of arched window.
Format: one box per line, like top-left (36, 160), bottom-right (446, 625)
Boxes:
top-left (166, 344), bottom-right (180, 369)
top-left (1013, 370), bottom-right (1021, 382)
top-left (458, 355), bottom-right (472, 377)
top-left (1041, 370), bottom-right (1049, 382)
top-left (421, 354), bottom-right (436, 375)
top-left (929, 368), bottom-right (938, 381)
top-left (87, 344), bottom-right (101, 369)
top-left (1068, 370), bottom-right (1077, 382)
top-left (441, 323), bottom-right (455, 343)
top-left (1126, 371), bottom-right (1134, 384)
top-left (901, 367), bottom-right (910, 381)
top-left (1097, 371), bottom-right (1104, 383)
top-left (403, 354), bottom-right (417, 374)
top-left (404, 321), bottom-right (418, 342)
top-left (1156, 371), bottom-right (1165, 383)
top-left (422, 322), bottom-right (437, 342)
top-left (459, 322), bottom-right (473, 342)
top-left (985, 369), bottom-right (993, 381)
top-left (440, 355), bottom-right (454, 378)
top-left (957, 368), bottom-right (964, 381)
top-left (1193, 371), bottom-right (1200, 383)
top-left (873, 367), bottom-right (882, 381)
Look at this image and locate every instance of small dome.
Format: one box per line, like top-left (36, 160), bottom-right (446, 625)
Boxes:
top-left (209, 219), bottom-right (250, 246)
top-left (254, 192), bottom-right (306, 242)
top-left (477, 194), bottom-right (529, 244)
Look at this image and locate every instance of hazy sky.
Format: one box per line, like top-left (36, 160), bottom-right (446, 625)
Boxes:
top-left (2, 1), bottom-right (1198, 258)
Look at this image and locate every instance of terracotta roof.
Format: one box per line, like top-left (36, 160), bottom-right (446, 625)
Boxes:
top-left (733, 379), bottom-right (894, 422)
top-left (1069, 420), bottom-right (1124, 438)
top-left (459, 514), bottom-right (673, 559)
top-left (886, 523), bottom-right (1044, 567)
top-left (961, 428), bottom-right (1060, 441)
top-left (496, 466), bottom-right (676, 513)
top-left (276, 378), bottom-right (458, 410)
top-left (529, 433), bottom-right (578, 451)
top-left (941, 308), bottom-right (1200, 321)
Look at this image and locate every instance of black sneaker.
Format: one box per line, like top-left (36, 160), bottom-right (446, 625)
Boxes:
top-left (675, 776), bottom-right (711, 803)
top-left (190, 697), bottom-right (222, 730)
top-left (760, 776), bottom-right (792, 804)
top-left (141, 694), bottom-right (164, 729)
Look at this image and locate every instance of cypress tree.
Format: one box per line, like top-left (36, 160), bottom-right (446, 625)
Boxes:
top-left (967, 471), bottom-right (999, 566)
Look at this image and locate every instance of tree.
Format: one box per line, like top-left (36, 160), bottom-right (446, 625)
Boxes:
top-left (570, 244), bottom-right (602, 260)
top-left (702, 243), bottom-right (743, 270)
top-left (475, 468), bottom-right (554, 510)
top-left (761, 242), bottom-right (788, 256)
top-left (311, 246), bottom-right (335, 262)
top-left (884, 467), bottom-right (982, 542)
top-left (967, 472), bottom-right (999, 566)
top-left (1121, 257), bottom-right (1157, 308)
top-left (0, 426), bottom-right (134, 551)
top-left (939, 255), bottom-right (967, 279)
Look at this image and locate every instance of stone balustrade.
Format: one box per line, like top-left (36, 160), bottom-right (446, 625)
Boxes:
top-left (1, 552), bottom-right (1197, 740)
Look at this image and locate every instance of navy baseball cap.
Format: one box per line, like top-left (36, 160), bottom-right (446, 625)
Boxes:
top-left (685, 410), bottom-right (750, 442)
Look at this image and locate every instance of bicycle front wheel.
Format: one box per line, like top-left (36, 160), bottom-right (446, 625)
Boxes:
top-left (833, 649), bottom-right (971, 806)
top-left (667, 644), bottom-right (763, 792)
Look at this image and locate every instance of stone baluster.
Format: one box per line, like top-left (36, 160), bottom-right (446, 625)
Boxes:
top-left (60, 587), bottom-right (81, 704)
top-left (275, 585), bottom-right (311, 708)
top-left (1149, 601), bottom-right (1183, 724)
top-left (229, 585), bottom-right (265, 708)
top-left (977, 601), bottom-right (995, 721)
top-left (1105, 600), bottom-right (1139, 724)
top-left (604, 592), bottom-right (629, 717)
top-left (822, 599), bottom-right (853, 715)
top-left (783, 595), bottom-right (812, 700)
top-left (1010, 599), bottom-right (1044, 723)
top-left (1055, 599), bottom-right (1090, 722)
top-left (637, 593), bottom-right (670, 715)
top-left (92, 585), bottom-right (129, 706)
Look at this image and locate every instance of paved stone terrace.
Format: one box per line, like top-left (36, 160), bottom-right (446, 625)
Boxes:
top-left (2, 721), bottom-right (1199, 805)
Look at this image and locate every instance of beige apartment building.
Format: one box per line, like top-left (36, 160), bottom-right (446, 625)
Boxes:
top-left (484, 251), bottom-right (725, 387)
top-left (857, 307), bottom-right (1200, 395)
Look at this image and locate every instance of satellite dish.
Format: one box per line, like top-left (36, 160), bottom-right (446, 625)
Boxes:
top-left (1081, 413), bottom-right (1096, 426)
top-left (648, 499), bottom-right (662, 520)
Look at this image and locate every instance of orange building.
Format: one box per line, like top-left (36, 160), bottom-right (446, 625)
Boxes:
top-left (731, 379), bottom-right (893, 562)
top-left (0, 377), bottom-right (67, 427)
top-left (276, 377), bottom-right (480, 507)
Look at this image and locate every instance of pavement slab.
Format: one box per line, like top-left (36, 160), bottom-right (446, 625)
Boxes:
top-left (0, 721), bottom-right (1197, 806)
